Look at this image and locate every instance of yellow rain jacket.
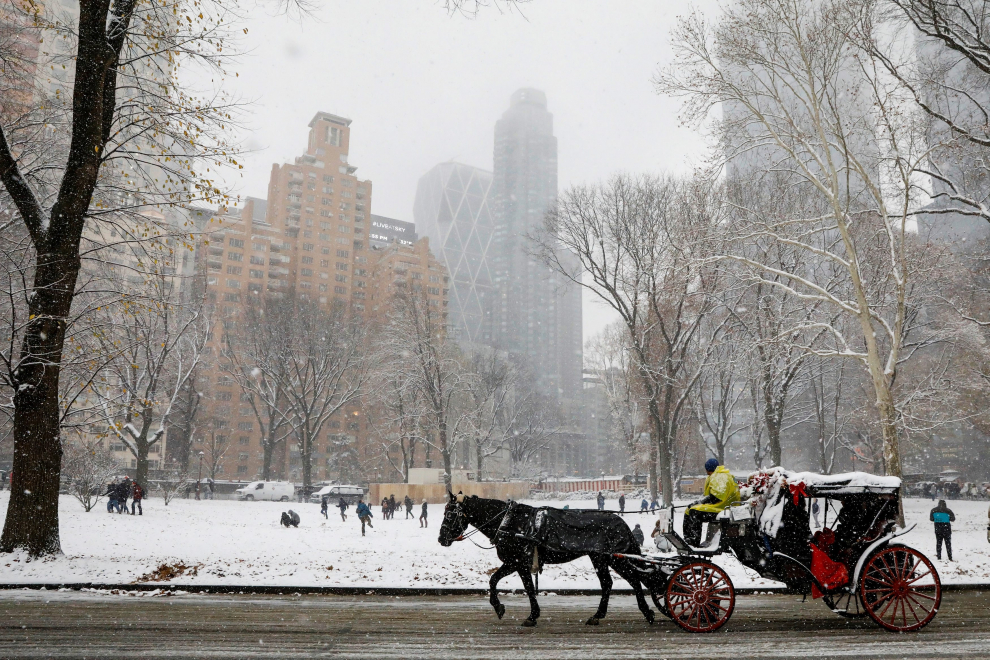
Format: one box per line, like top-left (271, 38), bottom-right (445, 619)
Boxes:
top-left (688, 466), bottom-right (740, 514)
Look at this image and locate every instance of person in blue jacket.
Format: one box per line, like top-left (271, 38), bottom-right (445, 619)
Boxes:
top-left (356, 498), bottom-right (374, 536)
top-left (930, 500), bottom-right (955, 561)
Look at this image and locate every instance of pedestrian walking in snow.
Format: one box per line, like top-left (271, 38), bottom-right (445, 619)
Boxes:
top-left (618, 493), bottom-right (626, 513)
top-left (632, 523), bottom-right (644, 547)
top-left (131, 482), bottom-right (144, 516)
top-left (320, 496), bottom-right (329, 519)
top-left (650, 498), bottom-right (659, 513)
top-left (389, 494), bottom-right (397, 520)
top-left (356, 499), bottom-right (374, 536)
top-left (596, 491), bottom-right (605, 511)
top-left (105, 481), bottom-right (118, 513)
top-left (930, 500), bottom-right (955, 561)
top-left (404, 495), bottom-right (414, 519)
top-left (811, 500), bottom-right (820, 528)
top-left (115, 480), bottom-right (130, 513)
top-left (640, 498), bottom-right (648, 512)
top-left (419, 499), bottom-right (428, 528)
top-left (381, 497), bottom-right (389, 519)
top-left (338, 497), bottom-right (348, 522)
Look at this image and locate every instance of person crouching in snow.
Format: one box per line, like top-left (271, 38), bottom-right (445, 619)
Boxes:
top-left (356, 499), bottom-right (374, 536)
top-left (281, 510), bottom-right (300, 528)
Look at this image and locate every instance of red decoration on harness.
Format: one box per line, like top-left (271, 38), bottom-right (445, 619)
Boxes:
top-left (788, 481), bottom-right (808, 505)
top-left (809, 542), bottom-right (849, 598)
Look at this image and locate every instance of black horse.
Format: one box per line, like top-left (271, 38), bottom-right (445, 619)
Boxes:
top-left (438, 492), bottom-right (657, 627)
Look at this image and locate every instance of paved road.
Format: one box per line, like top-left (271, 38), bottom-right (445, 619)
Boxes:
top-left (1, 588), bottom-right (989, 658)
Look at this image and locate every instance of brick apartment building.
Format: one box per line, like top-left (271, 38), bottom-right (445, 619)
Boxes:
top-left (177, 113), bottom-right (448, 484)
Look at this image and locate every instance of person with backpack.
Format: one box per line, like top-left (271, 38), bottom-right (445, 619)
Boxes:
top-left (930, 499), bottom-right (956, 561)
top-left (130, 481), bottom-right (144, 516)
top-left (356, 499), bottom-right (374, 536)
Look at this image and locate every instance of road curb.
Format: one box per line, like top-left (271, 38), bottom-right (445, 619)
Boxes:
top-left (0, 582), bottom-right (987, 596)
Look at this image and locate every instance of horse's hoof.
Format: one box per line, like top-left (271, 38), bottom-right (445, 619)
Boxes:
top-left (645, 610), bottom-right (655, 625)
top-left (585, 617), bottom-right (600, 626)
top-left (495, 604), bottom-right (505, 619)
top-left (521, 618), bottom-right (537, 627)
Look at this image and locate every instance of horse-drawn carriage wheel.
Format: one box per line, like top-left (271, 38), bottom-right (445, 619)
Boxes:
top-left (822, 589), bottom-right (866, 618)
top-left (664, 561), bottom-right (735, 633)
top-left (860, 545), bottom-right (941, 632)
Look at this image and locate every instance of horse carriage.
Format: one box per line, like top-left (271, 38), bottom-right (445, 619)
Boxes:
top-left (618, 469), bottom-right (942, 633)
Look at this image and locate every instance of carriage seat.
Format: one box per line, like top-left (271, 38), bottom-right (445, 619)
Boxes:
top-left (661, 529), bottom-right (721, 557)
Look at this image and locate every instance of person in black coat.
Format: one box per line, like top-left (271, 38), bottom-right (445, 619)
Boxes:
top-left (338, 497), bottom-right (348, 522)
top-left (632, 523), bottom-right (645, 547)
top-left (596, 491), bottom-right (605, 511)
top-left (930, 500), bottom-right (956, 561)
top-left (619, 493), bottom-right (626, 513)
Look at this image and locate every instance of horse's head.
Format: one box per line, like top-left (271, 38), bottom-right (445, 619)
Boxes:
top-left (438, 490), bottom-right (468, 547)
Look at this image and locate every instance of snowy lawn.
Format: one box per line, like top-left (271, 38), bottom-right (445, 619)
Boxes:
top-left (0, 493), bottom-right (988, 589)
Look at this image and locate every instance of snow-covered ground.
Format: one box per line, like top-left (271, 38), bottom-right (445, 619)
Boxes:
top-left (0, 492), bottom-right (988, 589)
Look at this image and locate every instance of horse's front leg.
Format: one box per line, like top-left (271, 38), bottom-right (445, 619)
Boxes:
top-left (517, 569), bottom-right (540, 627)
top-left (488, 563), bottom-right (514, 619)
top-left (586, 555), bottom-right (613, 625)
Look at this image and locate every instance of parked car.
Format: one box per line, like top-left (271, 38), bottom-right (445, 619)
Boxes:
top-left (309, 484), bottom-right (365, 504)
top-left (235, 481), bottom-right (295, 502)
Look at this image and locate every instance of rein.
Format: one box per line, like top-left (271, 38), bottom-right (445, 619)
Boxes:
top-left (452, 503), bottom-right (509, 549)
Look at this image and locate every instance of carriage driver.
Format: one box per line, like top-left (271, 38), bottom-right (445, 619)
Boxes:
top-left (683, 458), bottom-right (740, 547)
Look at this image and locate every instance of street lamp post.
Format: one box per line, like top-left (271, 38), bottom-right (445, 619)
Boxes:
top-left (196, 451), bottom-right (204, 500)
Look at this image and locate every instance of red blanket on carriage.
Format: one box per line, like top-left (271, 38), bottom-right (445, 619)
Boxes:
top-left (809, 529), bottom-right (849, 598)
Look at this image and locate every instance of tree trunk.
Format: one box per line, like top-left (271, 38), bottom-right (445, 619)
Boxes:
top-left (475, 438), bottom-right (484, 483)
top-left (0, 250), bottom-right (81, 555)
top-left (300, 434), bottom-right (313, 498)
top-left (262, 436), bottom-right (275, 481)
top-left (439, 419), bottom-right (452, 490)
top-left (135, 440), bottom-right (150, 487)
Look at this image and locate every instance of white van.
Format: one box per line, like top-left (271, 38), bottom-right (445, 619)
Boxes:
top-left (236, 481), bottom-right (295, 502)
top-left (309, 484), bottom-right (365, 504)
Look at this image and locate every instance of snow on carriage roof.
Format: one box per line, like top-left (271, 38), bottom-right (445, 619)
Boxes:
top-left (770, 469), bottom-right (900, 494)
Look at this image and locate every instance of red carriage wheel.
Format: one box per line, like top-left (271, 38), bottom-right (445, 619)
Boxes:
top-left (860, 545), bottom-right (941, 632)
top-left (823, 589), bottom-right (866, 618)
top-left (664, 561), bottom-right (735, 633)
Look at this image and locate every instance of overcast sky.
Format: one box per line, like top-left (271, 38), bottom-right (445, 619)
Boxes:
top-left (216, 0), bottom-right (719, 343)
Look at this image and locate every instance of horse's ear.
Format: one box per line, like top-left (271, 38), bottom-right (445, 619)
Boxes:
top-left (447, 490), bottom-right (455, 502)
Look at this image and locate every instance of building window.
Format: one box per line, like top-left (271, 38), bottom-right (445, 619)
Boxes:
top-left (323, 175), bottom-right (334, 184)
top-left (301, 268), bottom-right (313, 276)
top-left (303, 243), bottom-right (314, 251)
top-left (338, 225), bottom-right (350, 233)
top-left (335, 262), bottom-right (348, 271)
top-left (229, 238), bottom-right (244, 248)
top-left (237, 465), bottom-right (248, 475)
top-left (319, 283), bottom-right (328, 292)
top-left (228, 251), bottom-right (243, 261)
top-left (252, 242), bottom-right (267, 252)
top-left (249, 269), bottom-right (264, 278)
top-left (237, 422), bottom-right (253, 431)
top-left (301, 256), bottom-right (314, 264)
top-left (250, 255), bottom-right (265, 265)
top-left (226, 266), bottom-right (242, 275)
top-left (223, 293), bottom-right (241, 302)
top-left (226, 279), bottom-right (241, 288)
top-left (248, 283), bottom-right (262, 293)
top-left (335, 274), bottom-right (347, 283)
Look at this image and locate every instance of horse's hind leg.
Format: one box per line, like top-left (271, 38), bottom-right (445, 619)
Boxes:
top-left (612, 560), bottom-right (655, 625)
top-left (518, 569), bottom-right (540, 627)
top-left (586, 555), bottom-right (613, 625)
top-left (488, 563), bottom-right (514, 619)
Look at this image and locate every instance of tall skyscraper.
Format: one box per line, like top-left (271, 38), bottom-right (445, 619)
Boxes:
top-left (491, 88), bottom-right (582, 400)
top-left (413, 162), bottom-right (496, 345)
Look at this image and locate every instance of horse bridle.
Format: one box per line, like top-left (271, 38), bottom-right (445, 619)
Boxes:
top-left (444, 500), bottom-right (505, 547)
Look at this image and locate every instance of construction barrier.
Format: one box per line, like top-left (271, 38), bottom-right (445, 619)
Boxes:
top-left (368, 481), bottom-right (532, 505)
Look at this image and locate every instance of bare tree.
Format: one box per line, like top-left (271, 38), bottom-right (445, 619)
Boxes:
top-left (585, 322), bottom-right (650, 474)
top-left (533, 173), bottom-right (726, 505)
top-left (60, 436), bottom-right (119, 512)
top-left (220, 299), bottom-right (294, 481)
top-left (93, 268), bottom-right (208, 486)
top-left (462, 346), bottom-right (515, 482)
top-left (502, 389), bottom-right (561, 479)
top-left (385, 288), bottom-right (469, 489)
top-left (692, 326), bottom-right (748, 465)
top-left (153, 458), bottom-right (188, 506)
top-left (0, 0), bottom-right (240, 555)
top-left (658, 0), bottom-right (943, 509)
top-left (275, 300), bottom-right (367, 497)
